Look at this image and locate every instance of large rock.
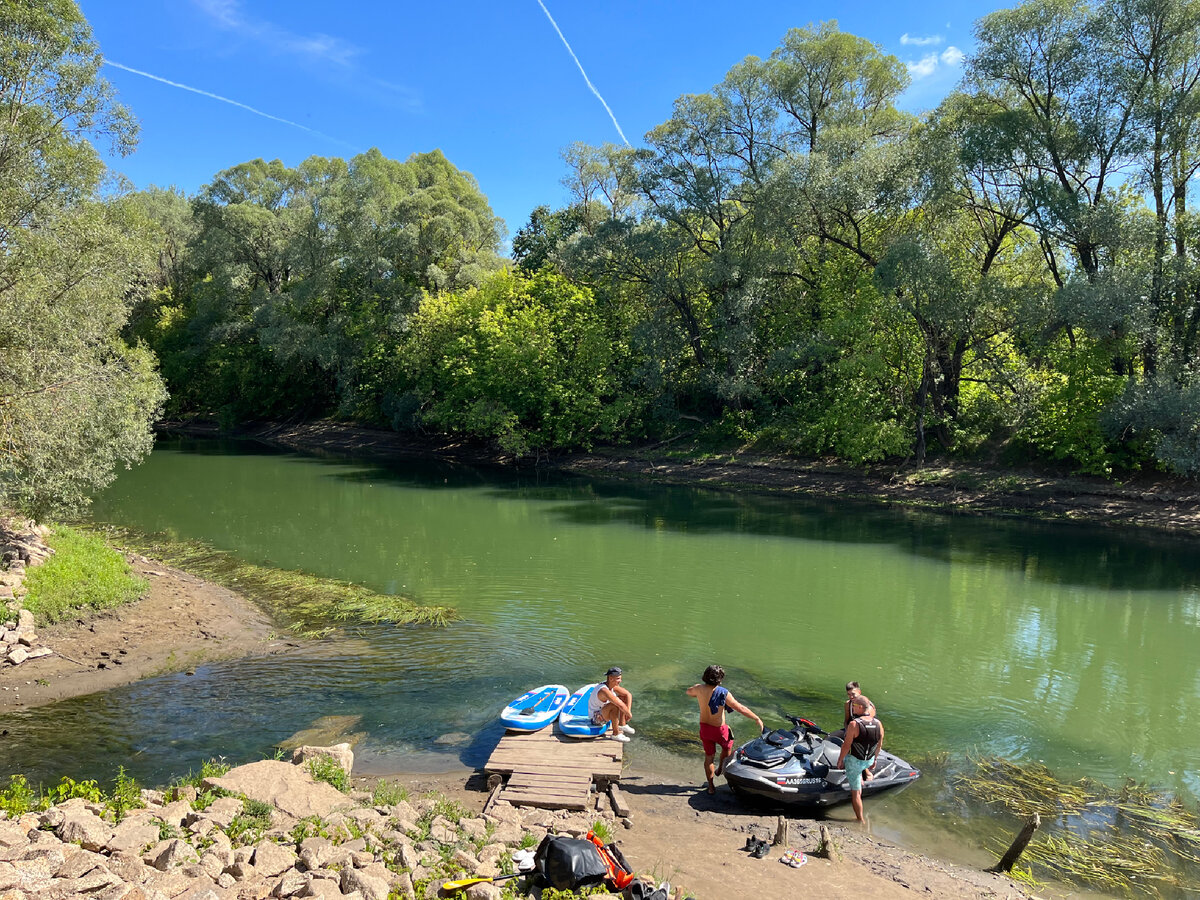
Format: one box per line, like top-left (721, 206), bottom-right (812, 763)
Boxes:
top-left (271, 868), bottom-right (309, 898)
top-left (57, 810), bottom-right (113, 852)
top-left (252, 841), bottom-right (297, 879)
top-left (205, 762), bottom-right (349, 819)
top-left (340, 867), bottom-right (388, 900)
top-left (107, 819), bottom-right (161, 854)
top-left (148, 838), bottom-right (198, 871)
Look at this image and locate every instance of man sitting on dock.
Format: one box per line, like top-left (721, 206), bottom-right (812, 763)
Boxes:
top-left (589, 666), bottom-right (635, 742)
top-left (687, 664), bottom-right (763, 794)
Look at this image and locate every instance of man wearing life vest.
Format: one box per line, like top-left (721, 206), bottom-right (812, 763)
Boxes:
top-left (836, 694), bottom-right (884, 823)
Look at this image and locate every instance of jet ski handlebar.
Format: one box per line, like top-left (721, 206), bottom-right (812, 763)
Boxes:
top-left (786, 715), bottom-right (826, 735)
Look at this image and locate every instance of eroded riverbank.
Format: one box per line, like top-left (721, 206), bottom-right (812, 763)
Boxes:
top-left (173, 419), bottom-right (1200, 537)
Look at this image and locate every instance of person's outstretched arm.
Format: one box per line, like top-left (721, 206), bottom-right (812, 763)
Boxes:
top-left (726, 694), bottom-right (763, 732)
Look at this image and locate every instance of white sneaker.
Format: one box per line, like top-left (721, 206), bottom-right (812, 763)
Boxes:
top-left (610, 732), bottom-right (631, 742)
top-left (621, 724), bottom-right (635, 736)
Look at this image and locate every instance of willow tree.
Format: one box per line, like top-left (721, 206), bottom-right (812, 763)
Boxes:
top-left (0, 0), bottom-right (165, 516)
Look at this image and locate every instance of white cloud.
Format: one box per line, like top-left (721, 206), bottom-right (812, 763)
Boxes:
top-left (941, 46), bottom-right (965, 66)
top-left (907, 53), bottom-right (940, 79)
top-left (193, 0), bottom-right (362, 67)
top-left (901, 33), bottom-right (944, 46)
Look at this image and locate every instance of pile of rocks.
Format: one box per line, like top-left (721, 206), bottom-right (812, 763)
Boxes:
top-left (0, 519), bottom-right (55, 670)
top-left (0, 757), bottom-right (623, 900)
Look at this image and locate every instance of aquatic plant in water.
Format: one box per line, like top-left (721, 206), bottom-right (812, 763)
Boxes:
top-left (955, 755), bottom-right (1200, 896)
top-left (86, 524), bottom-right (457, 634)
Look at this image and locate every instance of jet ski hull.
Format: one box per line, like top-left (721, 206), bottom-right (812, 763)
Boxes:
top-left (722, 719), bottom-right (921, 809)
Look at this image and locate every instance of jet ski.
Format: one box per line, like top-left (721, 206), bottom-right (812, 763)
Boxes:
top-left (722, 715), bottom-right (920, 808)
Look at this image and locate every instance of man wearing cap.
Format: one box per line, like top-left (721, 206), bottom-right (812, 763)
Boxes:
top-left (588, 666), bottom-right (634, 742)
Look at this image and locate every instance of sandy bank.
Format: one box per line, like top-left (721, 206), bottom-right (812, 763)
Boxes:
top-left (393, 769), bottom-right (1033, 900)
top-left (0, 554), bottom-right (299, 713)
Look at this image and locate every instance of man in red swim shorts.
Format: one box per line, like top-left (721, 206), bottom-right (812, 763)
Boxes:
top-left (686, 665), bottom-right (763, 794)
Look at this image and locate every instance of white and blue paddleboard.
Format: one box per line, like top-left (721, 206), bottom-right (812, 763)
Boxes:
top-left (557, 683), bottom-right (608, 739)
top-left (500, 684), bottom-right (569, 732)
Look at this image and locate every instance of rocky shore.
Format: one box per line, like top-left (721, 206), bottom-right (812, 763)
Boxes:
top-left (0, 520), bottom-right (57, 673)
top-left (0, 749), bottom-right (636, 900)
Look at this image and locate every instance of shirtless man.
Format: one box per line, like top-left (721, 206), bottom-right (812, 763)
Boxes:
top-left (686, 665), bottom-right (763, 794)
top-left (588, 667), bottom-right (634, 742)
top-left (831, 681), bottom-right (877, 740)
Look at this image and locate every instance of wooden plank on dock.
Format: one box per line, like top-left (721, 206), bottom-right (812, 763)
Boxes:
top-left (484, 727), bottom-right (624, 812)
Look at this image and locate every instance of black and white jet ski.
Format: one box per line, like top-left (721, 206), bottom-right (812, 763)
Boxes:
top-left (722, 715), bottom-right (921, 808)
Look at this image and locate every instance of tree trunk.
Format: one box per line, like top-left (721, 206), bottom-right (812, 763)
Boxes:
top-left (989, 813), bottom-right (1040, 873)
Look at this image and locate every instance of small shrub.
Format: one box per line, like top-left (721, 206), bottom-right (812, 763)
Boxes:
top-left (305, 756), bottom-right (349, 793)
top-left (106, 767), bottom-right (143, 822)
top-left (242, 798), bottom-right (273, 819)
top-left (518, 830), bottom-right (538, 850)
top-left (158, 821), bottom-right (179, 841)
top-left (0, 775), bottom-right (41, 817)
top-left (291, 817), bottom-right (329, 843)
top-left (47, 776), bottom-right (103, 806)
top-left (589, 820), bottom-right (614, 844)
top-left (371, 779), bottom-right (410, 806)
top-left (226, 799), bottom-right (272, 847)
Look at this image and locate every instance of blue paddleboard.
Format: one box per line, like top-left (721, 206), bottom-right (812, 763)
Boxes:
top-left (558, 683), bottom-right (609, 739)
top-left (500, 684), bottom-right (569, 732)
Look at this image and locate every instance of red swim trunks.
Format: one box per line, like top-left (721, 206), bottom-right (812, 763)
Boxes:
top-left (699, 722), bottom-right (734, 756)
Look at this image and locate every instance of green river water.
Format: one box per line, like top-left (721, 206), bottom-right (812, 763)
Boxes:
top-left (3, 437), bottom-right (1199, 889)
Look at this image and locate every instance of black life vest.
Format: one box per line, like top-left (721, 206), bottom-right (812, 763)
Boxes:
top-left (850, 716), bottom-right (881, 760)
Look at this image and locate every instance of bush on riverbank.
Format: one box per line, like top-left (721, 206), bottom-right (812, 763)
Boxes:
top-left (21, 525), bottom-right (146, 623)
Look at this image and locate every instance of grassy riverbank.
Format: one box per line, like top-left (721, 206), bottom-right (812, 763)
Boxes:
top-left (22, 525), bottom-right (147, 623)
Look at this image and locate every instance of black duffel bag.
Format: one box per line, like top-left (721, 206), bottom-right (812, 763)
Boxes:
top-left (534, 834), bottom-right (609, 890)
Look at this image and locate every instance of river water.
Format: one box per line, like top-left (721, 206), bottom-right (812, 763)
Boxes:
top-left (3, 437), bottom-right (1199, 883)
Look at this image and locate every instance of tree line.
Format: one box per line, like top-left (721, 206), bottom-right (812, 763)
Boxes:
top-left (7, 0), bottom-right (1200, 517)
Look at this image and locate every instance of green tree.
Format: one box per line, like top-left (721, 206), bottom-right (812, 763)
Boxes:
top-left (404, 270), bottom-right (633, 453)
top-left (0, 0), bottom-right (165, 516)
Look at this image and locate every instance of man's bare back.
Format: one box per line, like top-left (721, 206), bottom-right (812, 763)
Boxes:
top-left (690, 683), bottom-right (729, 726)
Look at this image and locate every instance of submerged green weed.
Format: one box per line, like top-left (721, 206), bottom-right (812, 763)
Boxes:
top-left (957, 755), bottom-right (1200, 895)
top-left (85, 524), bottom-right (457, 633)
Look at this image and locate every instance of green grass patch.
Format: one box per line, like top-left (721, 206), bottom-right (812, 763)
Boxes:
top-left (22, 525), bottom-right (147, 623)
top-left (85, 524), bottom-right (457, 635)
top-left (305, 755), bottom-right (350, 793)
top-left (371, 779), bottom-right (410, 806)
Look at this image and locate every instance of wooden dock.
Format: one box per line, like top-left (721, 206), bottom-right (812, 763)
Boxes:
top-left (484, 728), bottom-right (623, 811)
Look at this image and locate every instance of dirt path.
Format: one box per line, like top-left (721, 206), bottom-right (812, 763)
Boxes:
top-left (0, 554), bottom-right (299, 713)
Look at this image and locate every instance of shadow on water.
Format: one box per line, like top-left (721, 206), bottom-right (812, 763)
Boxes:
top-left (166, 435), bottom-right (1200, 595)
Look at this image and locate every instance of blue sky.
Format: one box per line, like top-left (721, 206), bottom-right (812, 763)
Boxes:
top-left (83, 0), bottom-right (1009, 241)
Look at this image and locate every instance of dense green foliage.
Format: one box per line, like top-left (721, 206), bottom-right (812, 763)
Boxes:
top-left (0, 0), bottom-right (165, 516)
top-left (115, 4), bottom-right (1200, 478)
top-left (13, 0), bottom-right (1200, 483)
top-left (22, 525), bottom-right (147, 623)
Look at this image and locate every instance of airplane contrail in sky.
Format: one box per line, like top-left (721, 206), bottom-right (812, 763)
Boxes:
top-left (534, 0), bottom-right (631, 147)
top-left (103, 60), bottom-right (354, 149)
